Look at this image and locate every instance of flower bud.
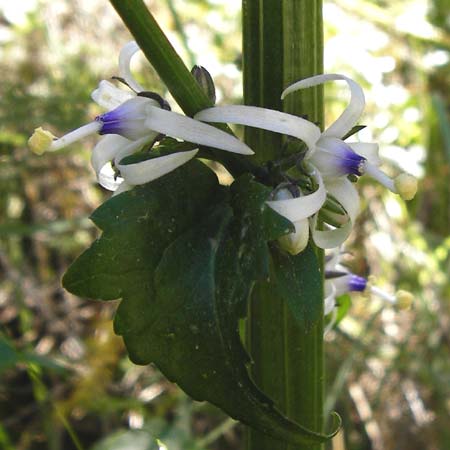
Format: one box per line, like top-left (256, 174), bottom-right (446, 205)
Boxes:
top-left (191, 65), bottom-right (216, 104)
top-left (274, 188), bottom-right (309, 255)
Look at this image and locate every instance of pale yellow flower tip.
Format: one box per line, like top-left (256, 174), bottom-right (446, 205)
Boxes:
top-left (395, 290), bottom-right (413, 310)
top-left (394, 173), bottom-right (418, 201)
top-left (28, 127), bottom-right (56, 155)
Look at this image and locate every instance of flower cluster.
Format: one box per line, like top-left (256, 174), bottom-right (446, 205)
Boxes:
top-left (29, 42), bottom-right (416, 322)
top-left (29, 42), bottom-right (253, 194)
top-left (195, 74), bottom-right (417, 251)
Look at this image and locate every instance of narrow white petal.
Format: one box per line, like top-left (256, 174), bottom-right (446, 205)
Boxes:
top-left (326, 178), bottom-right (360, 222)
top-left (348, 142), bottom-right (381, 166)
top-left (310, 178), bottom-right (359, 249)
top-left (145, 106), bottom-right (254, 155)
top-left (282, 74), bottom-right (365, 139)
top-left (119, 41), bottom-right (146, 93)
top-left (195, 105), bottom-right (321, 151)
top-left (325, 247), bottom-right (342, 271)
top-left (310, 218), bottom-right (353, 249)
top-left (266, 171), bottom-right (326, 222)
top-left (118, 149), bottom-right (199, 185)
top-left (324, 282), bottom-right (337, 316)
top-left (91, 80), bottom-right (135, 110)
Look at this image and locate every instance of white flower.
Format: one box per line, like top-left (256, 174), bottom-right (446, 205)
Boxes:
top-left (324, 247), bottom-right (413, 321)
top-left (29, 42), bottom-right (253, 192)
top-left (195, 74), bottom-right (418, 251)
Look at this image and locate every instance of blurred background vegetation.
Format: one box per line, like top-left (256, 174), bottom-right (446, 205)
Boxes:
top-left (0, 0), bottom-right (448, 449)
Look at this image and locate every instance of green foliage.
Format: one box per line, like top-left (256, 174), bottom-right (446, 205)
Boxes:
top-left (63, 161), bottom-right (338, 445)
top-left (271, 245), bottom-right (322, 331)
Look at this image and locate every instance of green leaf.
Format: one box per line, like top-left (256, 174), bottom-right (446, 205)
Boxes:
top-left (270, 245), bottom-right (323, 331)
top-left (334, 294), bottom-right (352, 326)
top-left (63, 168), bottom-right (338, 445)
top-left (63, 160), bottom-right (220, 299)
top-left (230, 174), bottom-right (294, 281)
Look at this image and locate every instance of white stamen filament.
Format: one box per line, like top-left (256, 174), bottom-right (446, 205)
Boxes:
top-left (50, 121), bottom-right (102, 152)
top-left (369, 285), bottom-right (396, 304)
top-left (364, 161), bottom-right (396, 192)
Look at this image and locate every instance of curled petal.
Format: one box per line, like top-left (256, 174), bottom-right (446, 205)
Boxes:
top-left (97, 163), bottom-right (123, 192)
top-left (195, 105), bottom-right (321, 152)
top-left (348, 142), bottom-right (381, 166)
top-left (91, 135), bottom-right (131, 176)
top-left (311, 178), bottom-right (359, 249)
top-left (91, 135), bottom-right (131, 190)
top-left (92, 134), bottom-right (156, 191)
top-left (145, 106), bottom-right (254, 155)
top-left (282, 74), bottom-right (365, 139)
top-left (91, 80), bottom-right (135, 110)
top-left (266, 171), bottom-right (326, 222)
top-left (118, 149), bottom-right (199, 185)
top-left (119, 41), bottom-right (146, 93)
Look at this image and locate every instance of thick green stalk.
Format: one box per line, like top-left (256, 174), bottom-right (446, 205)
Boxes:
top-left (244, 1), bottom-right (324, 450)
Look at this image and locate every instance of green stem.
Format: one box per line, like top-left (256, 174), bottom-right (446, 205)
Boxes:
top-left (244, 1), bottom-right (324, 450)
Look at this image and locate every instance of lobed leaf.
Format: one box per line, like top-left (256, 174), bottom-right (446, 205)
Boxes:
top-left (63, 166), bottom-right (339, 445)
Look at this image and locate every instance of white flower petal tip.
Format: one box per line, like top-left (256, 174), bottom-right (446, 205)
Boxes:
top-left (278, 219), bottom-right (309, 255)
top-left (119, 41), bottom-right (145, 93)
top-left (118, 149), bottom-right (199, 186)
top-left (395, 290), bottom-right (414, 310)
top-left (91, 80), bottom-right (135, 110)
top-left (394, 173), bottom-right (418, 201)
top-left (145, 106), bottom-right (254, 155)
top-left (281, 74), bottom-right (365, 139)
top-left (195, 106), bottom-right (321, 151)
top-left (28, 127), bottom-right (56, 155)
